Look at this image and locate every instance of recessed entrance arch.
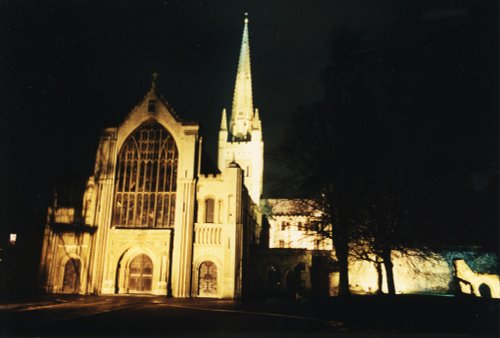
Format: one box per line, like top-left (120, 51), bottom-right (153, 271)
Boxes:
top-left (128, 254), bottom-right (153, 293)
top-left (198, 261), bottom-right (217, 297)
top-left (62, 258), bottom-right (81, 294)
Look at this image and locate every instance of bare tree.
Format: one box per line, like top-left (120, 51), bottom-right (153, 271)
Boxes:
top-left (350, 185), bottom-right (440, 295)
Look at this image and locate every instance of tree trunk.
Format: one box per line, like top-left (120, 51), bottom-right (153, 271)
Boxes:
top-left (375, 262), bottom-right (384, 294)
top-left (382, 250), bottom-right (396, 295)
top-left (333, 223), bottom-right (350, 296)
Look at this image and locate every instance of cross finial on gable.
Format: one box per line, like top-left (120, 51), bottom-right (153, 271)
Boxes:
top-left (151, 72), bottom-right (159, 89)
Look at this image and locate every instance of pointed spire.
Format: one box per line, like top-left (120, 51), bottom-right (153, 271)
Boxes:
top-left (230, 13), bottom-right (254, 140)
top-left (252, 108), bottom-right (261, 130)
top-left (220, 108), bottom-right (228, 130)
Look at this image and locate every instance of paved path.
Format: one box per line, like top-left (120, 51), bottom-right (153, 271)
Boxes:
top-left (1, 295), bottom-right (498, 337)
top-left (0, 296), bottom-right (341, 337)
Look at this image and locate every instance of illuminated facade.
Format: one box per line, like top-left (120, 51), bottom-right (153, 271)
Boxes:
top-left (39, 17), bottom-right (260, 298)
top-left (263, 199), bottom-right (333, 250)
top-left (218, 17), bottom-right (264, 207)
top-left (39, 16), bottom-right (499, 299)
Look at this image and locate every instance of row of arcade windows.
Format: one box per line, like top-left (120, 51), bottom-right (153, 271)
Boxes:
top-left (280, 221), bottom-right (319, 231)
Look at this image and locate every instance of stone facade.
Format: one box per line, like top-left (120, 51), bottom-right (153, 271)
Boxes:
top-left (39, 18), bottom-right (261, 299)
top-left (39, 16), bottom-right (499, 300)
top-left (262, 199), bottom-right (333, 250)
top-left (218, 17), bottom-right (263, 206)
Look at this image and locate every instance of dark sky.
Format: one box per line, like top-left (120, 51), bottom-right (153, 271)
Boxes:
top-left (0, 0), bottom-right (497, 251)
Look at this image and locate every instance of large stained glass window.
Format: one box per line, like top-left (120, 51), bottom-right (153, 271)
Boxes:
top-left (112, 121), bottom-right (178, 228)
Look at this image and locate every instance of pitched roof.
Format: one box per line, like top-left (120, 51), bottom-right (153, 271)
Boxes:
top-left (262, 199), bottom-right (322, 216)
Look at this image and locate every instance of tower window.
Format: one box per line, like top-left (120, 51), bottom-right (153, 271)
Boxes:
top-left (148, 100), bottom-right (156, 112)
top-left (205, 198), bottom-right (215, 223)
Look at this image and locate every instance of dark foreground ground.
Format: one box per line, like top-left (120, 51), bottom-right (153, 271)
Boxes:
top-left (0, 294), bottom-right (498, 337)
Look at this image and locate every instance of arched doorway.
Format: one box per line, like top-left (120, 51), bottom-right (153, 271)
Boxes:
top-left (62, 258), bottom-right (80, 293)
top-left (266, 264), bottom-right (281, 296)
top-left (198, 261), bottom-right (217, 297)
top-left (128, 254), bottom-right (153, 293)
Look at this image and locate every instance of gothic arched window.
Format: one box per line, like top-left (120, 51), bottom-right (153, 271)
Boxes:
top-left (205, 198), bottom-right (215, 223)
top-left (112, 120), bottom-right (178, 228)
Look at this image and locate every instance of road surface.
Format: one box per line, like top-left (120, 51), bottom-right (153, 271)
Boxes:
top-left (1, 294), bottom-right (498, 337)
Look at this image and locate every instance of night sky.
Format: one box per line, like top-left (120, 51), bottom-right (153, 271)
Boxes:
top-left (0, 0), bottom-right (498, 271)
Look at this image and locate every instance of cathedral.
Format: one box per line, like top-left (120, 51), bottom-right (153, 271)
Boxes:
top-left (39, 16), bottom-right (499, 299)
top-left (39, 17), bottom-right (263, 298)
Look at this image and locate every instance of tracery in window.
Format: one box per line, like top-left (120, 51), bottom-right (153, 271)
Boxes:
top-left (112, 120), bottom-right (178, 228)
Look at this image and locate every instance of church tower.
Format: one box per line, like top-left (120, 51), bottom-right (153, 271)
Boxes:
top-left (218, 14), bottom-right (264, 205)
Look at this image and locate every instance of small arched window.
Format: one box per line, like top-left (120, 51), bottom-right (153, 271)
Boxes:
top-left (205, 198), bottom-right (215, 223)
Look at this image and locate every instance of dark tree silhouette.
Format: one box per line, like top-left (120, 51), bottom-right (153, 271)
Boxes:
top-left (271, 32), bottom-right (374, 296)
top-left (273, 1), bottom-right (497, 295)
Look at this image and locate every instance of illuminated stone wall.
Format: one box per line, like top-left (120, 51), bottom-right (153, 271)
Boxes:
top-left (39, 207), bottom-right (94, 294)
top-left (346, 251), bottom-right (451, 295)
top-left (328, 250), bottom-right (500, 298)
top-left (218, 129), bottom-right (263, 205)
top-left (192, 165), bottom-right (246, 299)
top-left (454, 259), bottom-right (500, 298)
